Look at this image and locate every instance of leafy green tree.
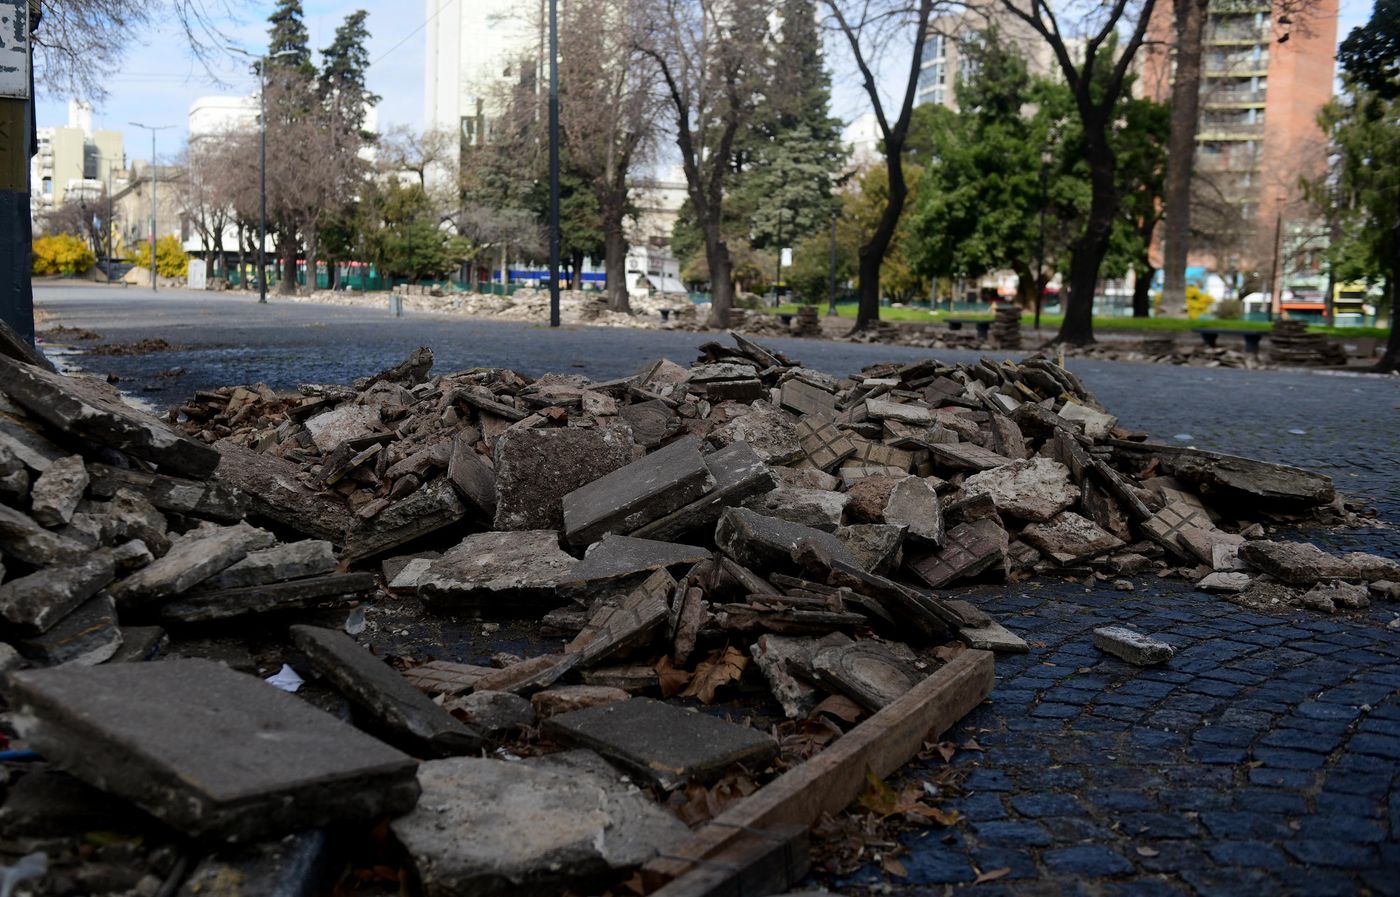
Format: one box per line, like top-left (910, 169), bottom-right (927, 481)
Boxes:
top-left (1323, 0), bottom-right (1400, 371)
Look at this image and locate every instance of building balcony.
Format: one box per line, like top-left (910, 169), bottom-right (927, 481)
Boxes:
top-left (1198, 122), bottom-right (1265, 140)
top-left (1202, 89), bottom-right (1267, 107)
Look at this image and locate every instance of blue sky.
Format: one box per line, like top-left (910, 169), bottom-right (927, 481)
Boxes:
top-left (35, 0), bottom-right (1376, 168)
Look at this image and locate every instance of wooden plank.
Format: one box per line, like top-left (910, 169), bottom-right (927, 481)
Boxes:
top-left (646, 824), bottom-right (809, 897)
top-left (641, 649), bottom-right (994, 890)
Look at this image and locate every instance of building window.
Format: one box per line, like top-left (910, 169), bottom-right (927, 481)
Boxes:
top-left (41, 177), bottom-right (52, 196)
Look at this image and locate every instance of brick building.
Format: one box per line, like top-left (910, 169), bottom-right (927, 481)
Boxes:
top-left (1141, 0), bottom-right (1339, 278)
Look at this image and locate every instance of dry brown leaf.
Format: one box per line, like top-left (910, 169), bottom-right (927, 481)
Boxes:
top-left (681, 646), bottom-right (748, 704)
top-left (933, 643), bottom-right (967, 662)
top-left (811, 694), bottom-right (864, 723)
top-left (655, 656), bottom-right (691, 698)
top-left (1136, 846), bottom-right (1161, 857)
top-left (962, 738), bottom-right (984, 752)
top-left (973, 866), bottom-right (1011, 885)
top-left (935, 741), bottom-right (958, 763)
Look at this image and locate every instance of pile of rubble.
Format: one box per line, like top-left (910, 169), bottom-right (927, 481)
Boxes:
top-left (1269, 319), bottom-right (1349, 367)
top-left (0, 334), bottom-right (1392, 897)
top-left (291, 286), bottom-right (701, 330)
top-left (989, 305), bottom-right (1022, 349)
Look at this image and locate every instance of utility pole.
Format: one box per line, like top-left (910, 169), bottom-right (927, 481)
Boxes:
top-left (547, 0), bottom-right (561, 328)
top-left (0, 0), bottom-right (37, 345)
top-left (826, 209), bottom-right (838, 316)
top-left (106, 160), bottom-right (114, 270)
top-left (129, 122), bottom-right (172, 292)
top-left (1036, 148), bottom-right (1051, 330)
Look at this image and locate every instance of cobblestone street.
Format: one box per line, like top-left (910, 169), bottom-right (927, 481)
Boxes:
top-left (37, 284), bottom-right (1400, 895)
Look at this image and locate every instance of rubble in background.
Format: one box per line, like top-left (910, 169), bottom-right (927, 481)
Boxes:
top-left (0, 332), bottom-right (1388, 897)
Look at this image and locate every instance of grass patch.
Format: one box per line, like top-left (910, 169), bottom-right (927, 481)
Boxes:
top-left (763, 304), bottom-right (1390, 338)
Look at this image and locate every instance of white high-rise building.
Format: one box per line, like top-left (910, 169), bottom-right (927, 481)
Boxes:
top-left (423, 0), bottom-right (541, 187)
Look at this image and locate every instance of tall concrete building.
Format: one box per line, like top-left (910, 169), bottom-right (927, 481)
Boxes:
top-left (423, 0), bottom-right (541, 187)
top-left (30, 101), bottom-right (124, 216)
top-left (916, 3), bottom-right (1057, 110)
top-left (1142, 0), bottom-right (1339, 273)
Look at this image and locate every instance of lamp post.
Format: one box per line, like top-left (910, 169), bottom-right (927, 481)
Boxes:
top-left (228, 46), bottom-right (298, 304)
top-left (827, 209), bottom-right (838, 316)
top-left (547, 0), bottom-right (561, 327)
top-left (129, 122), bottom-right (173, 291)
top-left (1035, 147), bottom-right (1052, 331)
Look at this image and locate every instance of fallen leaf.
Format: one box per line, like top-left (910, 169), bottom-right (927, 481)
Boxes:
top-left (1136, 846), bottom-right (1160, 858)
top-left (935, 741), bottom-right (958, 763)
top-left (973, 866), bottom-right (1011, 885)
top-left (961, 738), bottom-right (984, 752)
top-left (881, 856), bottom-right (908, 877)
top-left (655, 656), bottom-right (691, 698)
top-left (681, 646), bottom-right (748, 704)
top-left (812, 694), bottom-right (864, 723)
top-left (933, 643), bottom-right (967, 662)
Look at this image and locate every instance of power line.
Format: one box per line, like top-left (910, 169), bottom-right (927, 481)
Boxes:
top-left (370, 0), bottom-right (457, 70)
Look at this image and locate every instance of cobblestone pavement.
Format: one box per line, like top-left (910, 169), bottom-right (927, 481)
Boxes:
top-left (37, 285), bottom-right (1400, 895)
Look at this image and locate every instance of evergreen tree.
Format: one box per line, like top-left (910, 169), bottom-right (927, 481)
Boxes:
top-left (268, 0), bottom-right (315, 76)
top-left (321, 10), bottom-right (379, 134)
top-left (735, 0), bottom-right (846, 251)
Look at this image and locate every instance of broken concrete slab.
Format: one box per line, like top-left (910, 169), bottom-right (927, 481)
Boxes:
top-left (418, 531), bottom-right (578, 612)
top-left (401, 660), bottom-right (494, 697)
top-left (865, 398), bottom-right (935, 426)
top-left (706, 405), bottom-right (803, 465)
top-left (159, 573), bottom-right (377, 623)
top-left (1342, 552), bottom-right (1400, 582)
top-left (391, 757), bottom-right (688, 897)
top-left (175, 829), bottom-right (336, 897)
top-left (959, 619), bottom-right (1029, 654)
top-left (0, 503), bottom-right (88, 566)
top-left (304, 404), bottom-right (380, 452)
top-left (493, 426), bottom-right (637, 531)
top-left (0, 356), bottom-right (220, 477)
top-left (925, 442), bottom-right (1013, 472)
top-left (109, 522), bottom-right (275, 610)
top-left (544, 697), bottom-right (778, 789)
top-left (715, 507), bottom-right (859, 574)
top-left (1020, 512), bottom-right (1123, 565)
top-left (0, 548), bottom-right (115, 633)
top-left (1092, 626), bottom-right (1174, 665)
top-left (29, 454), bottom-right (88, 526)
top-left (811, 641), bottom-right (922, 711)
top-left (343, 479), bottom-right (466, 562)
top-left (563, 437), bottom-right (715, 545)
top-left (751, 634), bottom-right (825, 719)
top-left (1057, 401), bottom-right (1117, 439)
top-left (629, 441), bottom-right (776, 543)
top-left (200, 540), bottom-right (337, 591)
top-left (780, 379), bottom-right (839, 419)
top-left (3, 659), bottom-right (420, 840)
top-left (1197, 571), bottom-right (1253, 593)
top-left (882, 477), bottom-right (943, 546)
top-left (620, 399), bottom-right (681, 448)
top-left (566, 569), bottom-right (674, 666)
top-left (908, 519), bottom-right (1008, 588)
top-left (213, 441), bottom-right (354, 545)
top-left (1140, 501), bottom-right (1215, 560)
top-left (835, 523), bottom-right (905, 576)
top-left (532, 685), bottom-right (632, 719)
top-left (560, 535), bottom-right (709, 591)
top-left (1109, 440), bottom-right (1335, 509)
top-left (744, 487), bottom-right (848, 532)
top-left (447, 432), bottom-right (497, 516)
top-left (473, 654), bottom-right (579, 695)
top-left (16, 592), bottom-right (123, 666)
top-left (290, 625), bottom-right (483, 756)
top-left (795, 418), bottom-right (857, 472)
top-left (1238, 539), bottom-right (1354, 585)
top-left (442, 690), bottom-right (536, 734)
top-left (1300, 580), bottom-right (1370, 613)
top-left (961, 458), bottom-right (1079, 522)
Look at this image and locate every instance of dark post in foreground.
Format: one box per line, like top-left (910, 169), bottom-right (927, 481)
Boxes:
top-left (547, 0), bottom-right (561, 328)
top-left (0, 0), bottom-right (36, 347)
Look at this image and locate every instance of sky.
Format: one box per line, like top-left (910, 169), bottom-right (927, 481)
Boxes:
top-left (34, 0), bottom-right (1377, 168)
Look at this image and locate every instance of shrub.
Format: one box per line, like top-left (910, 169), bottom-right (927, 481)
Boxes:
top-left (1185, 285), bottom-right (1212, 320)
top-left (1215, 298), bottom-right (1244, 320)
top-left (131, 235), bottom-right (191, 279)
top-left (32, 234), bottom-right (95, 276)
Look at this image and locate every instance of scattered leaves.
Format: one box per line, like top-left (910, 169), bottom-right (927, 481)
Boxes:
top-left (881, 856), bottom-right (908, 877)
top-left (811, 694), bottom-right (864, 723)
top-left (858, 767), bottom-right (963, 826)
top-left (973, 866), bottom-right (1012, 885)
top-left (655, 656), bottom-right (691, 698)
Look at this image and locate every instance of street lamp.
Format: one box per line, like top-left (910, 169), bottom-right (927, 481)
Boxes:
top-left (1035, 146), bottom-right (1053, 331)
top-left (827, 209), bottom-right (839, 317)
top-left (547, 0), bottom-right (561, 327)
top-left (129, 122), bottom-right (173, 291)
top-left (228, 46), bottom-right (299, 304)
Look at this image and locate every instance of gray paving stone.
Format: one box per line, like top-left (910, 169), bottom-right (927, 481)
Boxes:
top-left (883, 476), bottom-right (944, 546)
top-left (391, 757), bottom-right (687, 897)
top-left (543, 696), bottom-right (778, 789)
top-left (418, 530), bottom-right (578, 612)
top-left (628, 440), bottom-right (777, 542)
top-left (159, 573), bottom-right (377, 624)
top-left (16, 592), bottom-right (123, 666)
top-left (290, 625), bottom-right (483, 755)
top-left (28, 454), bottom-right (88, 526)
top-left (1093, 626), bottom-right (1175, 666)
top-left (493, 426), bottom-right (636, 531)
top-left (811, 640), bottom-right (921, 711)
top-left (961, 458), bottom-right (1079, 522)
top-left (0, 503), bottom-right (88, 566)
top-left (714, 507), bottom-right (859, 573)
top-left (559, 534), bottom-right (709, 590)
top-left (200, 540), bottom-right (337, 591)
top-left (562, 436), bottom-right (715, 545)
top-left (109, 522), bottom-right (274, 610)
top-left (0, 548), bottom-right (115, 633)
top-left (2, 659), bottom-right (420, 840)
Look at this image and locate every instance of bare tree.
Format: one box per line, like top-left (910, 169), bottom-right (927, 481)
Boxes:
top-left (560, 0), bottom-right (657, 313)
top-left (1000, 0), bottom-right (1160, 344)
top-left (379, 125), bottom-right (457, 192)
top-left (35, 194), bottom-right (103, 253)
top-left (638, 0), bottom-right (775, 328)
top-left (820, 0), bottom-right (940, 332)
top-left (173, 140), bottom-right (236, 278)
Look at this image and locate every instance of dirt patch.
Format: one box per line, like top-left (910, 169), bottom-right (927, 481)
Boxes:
top-left (87, 338), bottom-right (188, 356)
top-left (40, 325), bottom-right (103, 341)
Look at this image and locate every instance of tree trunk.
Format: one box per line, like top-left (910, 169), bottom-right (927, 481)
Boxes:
top-left (1372, 235), bottom-right (1399, 372)
top-left (1160, 0), bottom-right (1208, 317)
top-left (853, 168), bottom-right (907, 332)
top-left (305, 228), bottom-right (319, 294)
top-left (236, 226), bottom-right (247, 290)
top-left (604, 219), bottom-right (630, 313)
top-left (1014, 264), bottom-right (1036, 309)
top-left (705, 224), bottom-right (733, 329)
top-left (279, 238), bottom-right (296, 295)
top-left (570, 250), bottom-right (583, 291)
top-left (1057, 127), bottom-right (1118, 346)
top-left (1132, 262), bottom-right (1155, 317)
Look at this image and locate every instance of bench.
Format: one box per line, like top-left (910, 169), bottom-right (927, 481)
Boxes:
top-left (1193, 328), bottom-right (1265, 353)
top-left (778, 313), bottom-right (794, 327)
top-left (947, 319), bottom-right (992, 341)
top-left (658, 308), bottom-right (675, 322)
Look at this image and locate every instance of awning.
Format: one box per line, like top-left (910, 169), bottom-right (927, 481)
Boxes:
top-left (645, 274), bottom-right (687, 294)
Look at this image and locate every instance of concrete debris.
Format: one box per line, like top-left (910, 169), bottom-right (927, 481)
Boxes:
top-left (0, 336), bottom-right (1376, 893)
